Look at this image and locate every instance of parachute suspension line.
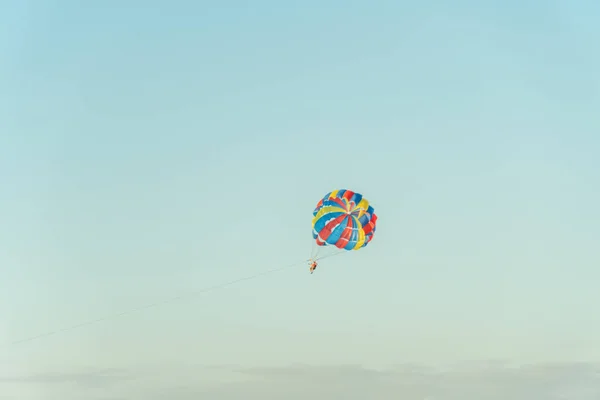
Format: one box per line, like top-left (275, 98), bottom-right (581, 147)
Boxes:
top-left (309, 241), bottom-right (347, 263)
top-left (310, 226), bottom-right (326, 261)
top-left (315, 248), bottom-right (346, 261)
top-left (309, 238), bottom-right (326, 261)
top-left (310, 240), bottom-right (323, 260)
top-left (310, 231), bottom-right (319, 260)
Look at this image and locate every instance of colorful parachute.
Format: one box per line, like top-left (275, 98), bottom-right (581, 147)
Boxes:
top-left (311, 189), bottom-right (377, 251)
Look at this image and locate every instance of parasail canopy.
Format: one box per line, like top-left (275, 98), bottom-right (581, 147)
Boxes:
top-left (311, 189), bottom-right (377, 251)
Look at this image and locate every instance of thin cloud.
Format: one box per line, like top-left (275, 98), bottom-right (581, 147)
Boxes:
top-left (0, 367), bottom-right (132, 387)
top-left (2, 362), bottom-right (600, 400)
top-left (173, 362), bottom-right (600, 400)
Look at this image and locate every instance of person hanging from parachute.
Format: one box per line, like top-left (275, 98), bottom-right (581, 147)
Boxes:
top-left (309, 259), bottom-right (318, 274)
top-left (309, 189), bottom-right (377, 274)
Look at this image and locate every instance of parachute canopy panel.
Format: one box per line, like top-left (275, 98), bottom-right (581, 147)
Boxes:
top-left (311, 189), bottom-right (377, 251)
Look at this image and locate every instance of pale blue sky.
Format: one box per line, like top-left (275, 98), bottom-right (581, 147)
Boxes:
top-left (1, 0), bottom-right (599, 398)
